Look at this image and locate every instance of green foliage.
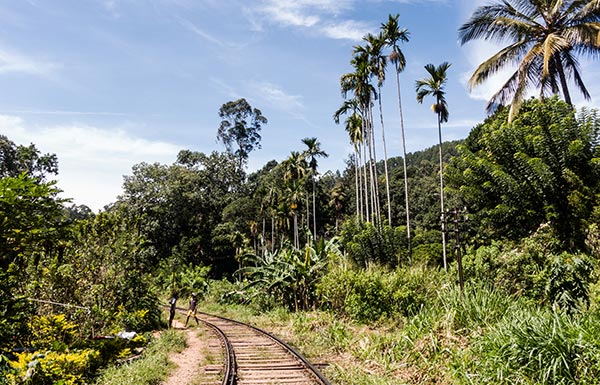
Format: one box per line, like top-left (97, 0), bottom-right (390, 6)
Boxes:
top-left (154, 258), bottom-right (211, 301)
top-left (240, 238), bottom-right (339, 311)
top-left (462, 230), bottom-right (595, 311)
top-left (0, 174), bottom-right (66, 353)
top-left (465, 309), bottom-right (600, 384)
top-left (339, 220), bottom-right (408, 267)
top-left (317, 264), bottom-right (440, 323)
top-left (437, 283), bottom-right (518, 332)
top-left (447, 97), bottom-right (600, 249)
top-left (93, 330), bottom-right (185, 385)
top-left (118, 151), bottom-right (244, 276)
top-left (7, 349), bottom-right (101, 385)
top-left (29, 210), bottom-right (161, 335)
top-left (0, 135), bottom-right (58, 180)
top-left (217, 98), bottom-right (268, 168)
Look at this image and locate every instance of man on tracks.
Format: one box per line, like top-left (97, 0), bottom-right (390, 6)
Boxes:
top-left (184, 292), bottom-right (199, 327)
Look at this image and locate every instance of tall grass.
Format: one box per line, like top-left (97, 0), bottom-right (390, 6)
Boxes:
top-left (461, 308), bottom-right (600, 384)
top-left (94, 330), bottom-right (186, 385)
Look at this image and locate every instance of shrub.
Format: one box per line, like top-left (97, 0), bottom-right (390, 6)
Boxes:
top-left (340, 220), bottom-right (408, 268)
top-left (27, 314), bottom-right (78, 352)
top-left (466, 309), bottom-right (600, 384)
top-left (437, 283), bottom-right (518, 332)
top-left (461, 232), bottom-right (594, 310)
top-left (7, 349), bottom-right (101, 385)
top-left (317, 265), bottom-right (438, 323)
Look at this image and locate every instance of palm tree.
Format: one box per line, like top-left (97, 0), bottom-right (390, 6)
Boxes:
top-left (282, 151), bottom-right (308, 248)
top-left (341, 52), bottom-right (379, 223)
top-left (301, 137), bottom-right (328, 239)
top-left (364, 31), bottom-right (393, 226)
top-left (415, 62), bottom-right (451, 270)
top-left (459, 0), bottom-right (600, 120)
top-left (329, 182), bottom-right (346, 232)
top-left (334, 99), bottom-right (364, 220)
top-left (382, 14), bottom-right (411, 254)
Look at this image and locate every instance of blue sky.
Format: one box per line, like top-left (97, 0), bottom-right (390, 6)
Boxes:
top-left (2, 0), bottom-right (598, 211)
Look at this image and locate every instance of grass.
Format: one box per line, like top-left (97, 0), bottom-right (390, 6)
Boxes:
top-left (94, 329), bottom-right (186, 385)
top-left (198, 280), bottom-right (600, 385)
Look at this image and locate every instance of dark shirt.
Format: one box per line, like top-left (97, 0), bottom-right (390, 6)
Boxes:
top-left (189, 297), bottom-right (197, 311)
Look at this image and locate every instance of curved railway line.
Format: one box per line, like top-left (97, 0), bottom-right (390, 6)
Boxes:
top-left (173, 307), bottom-right (332, 385)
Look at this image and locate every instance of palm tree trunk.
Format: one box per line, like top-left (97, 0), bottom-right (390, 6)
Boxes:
top-left (395, 64), bottom-right (411, 260)
top-left (306, 193), bottom-right (310, 231)
top-left (377, 85), bottom-right (392, 226)
top-left (368, 105), bottom-right (381, 225)
top-left (312, 178), bottom-right (317, 238)
top-left (361, 127), bottom-right (370, 223)
top-left (294, 213), bottom-right (299, 248)
top-left (271, 216), bottom-right (275, 253)
top-left (555, 56), bottom-right (572, 106)
top-left (437, 111), bottom-right (447, 270)
top-left (365, 107), bottom-right (378, 224)
top-left (354, 151), bottom-right (361, 220)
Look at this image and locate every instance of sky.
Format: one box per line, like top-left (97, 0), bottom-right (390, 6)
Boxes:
top-left (1, 0), bottom-right (599, 211)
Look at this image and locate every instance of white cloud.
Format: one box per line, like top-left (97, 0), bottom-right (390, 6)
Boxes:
top-left (0, 48), bottom-right (59, 76)
top-left (322, 20), bottom-right (372, 41)
top-left (460, 40), bottom-right (516, 103)
top-left (248, 80), bottom-right (305, 116)
top-left (177, 17), bottom-right (228, 47)
top-left (4, 115), bottom-right (180, 211)
top-left (253, 0), bottom-right (365, 41)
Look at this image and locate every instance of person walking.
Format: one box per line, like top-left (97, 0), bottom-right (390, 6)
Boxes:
top-left (184, 293), bottom-right (199, 327)
top-left (168, 294), bottom-right (177, 328)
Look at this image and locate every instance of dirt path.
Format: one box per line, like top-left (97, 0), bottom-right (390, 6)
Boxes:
top-left (161, 319), bottom-right (211, 385)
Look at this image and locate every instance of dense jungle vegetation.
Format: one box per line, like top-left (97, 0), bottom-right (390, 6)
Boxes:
top-left (3, 1), bottom-right (600, 383)
top-left (3, 96), bottom-right (600, 384)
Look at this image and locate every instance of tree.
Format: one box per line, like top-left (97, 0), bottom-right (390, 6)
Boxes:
top-left (416, 62), bottom-right (451, 269)
top-left (217, 98), bottom-right (268, 169)
top-left (0, 135), bottom-right (58, 180)
top-left (364, 31), bottom-right (393, 226)
top-left (458, 0), bottom-right (600, 120)
top-left (301, 137), bottom-right (328, 239)
top-left (118, 150), bottom-right (244, 275)
top-left (334, 100), bottom-right (364, 220)
top-left (382, 14), bottom-right (411, 253)
top-left (340, 52), bottom-right (379, 223)
top-left (446, 97), bottom-right (600, 250)
top-left (0, 175), bottom-right (66, 353)
top-left (282, 151), bottom-right (308, 248)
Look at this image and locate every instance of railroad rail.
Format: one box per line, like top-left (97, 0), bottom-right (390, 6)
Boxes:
top-left (172, 305), bottom-right (332, 385)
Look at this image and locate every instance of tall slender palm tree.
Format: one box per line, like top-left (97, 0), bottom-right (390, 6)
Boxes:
top-left (301, 137), bottom-right (328, 239)
top-left (340, 58), bottom-right (378, 223)
top-left (415, 62), bottom-right (451, 270)
top-left (459, 0), bottom-right (600, 120)
top-left (364, 31), bottom-right (393, 226)
top-left (382, 13), bottom-right (411, 254)
top-left (282, 151), bottom-right (307, 248)
top-left (334, 99), bottom-right (364, 220)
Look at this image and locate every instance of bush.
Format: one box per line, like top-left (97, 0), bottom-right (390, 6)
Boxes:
top-left (340, 220), bottom-right (408, 268)
top-left (461, 231), bottom-right (594, 310)
top-left (7, 349), bottom-right (101, 385)
top-left (437, 283), bottom-right (519, 332)
top-left (27, 314), bottom-right (78, 352)
top-left (317, 265), bottom-right (438, 323)
top-left (465, 308), bottom-right (600, 384)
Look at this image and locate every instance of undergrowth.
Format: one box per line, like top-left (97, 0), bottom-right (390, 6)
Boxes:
top-left (94, 330), bottom-right (185, 385)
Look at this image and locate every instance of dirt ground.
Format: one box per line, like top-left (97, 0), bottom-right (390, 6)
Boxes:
top-left (160, 319), bottom-right (210, 385)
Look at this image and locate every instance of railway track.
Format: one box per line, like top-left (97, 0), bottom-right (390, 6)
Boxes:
top-left (173, 307), bottom-right (332, 385)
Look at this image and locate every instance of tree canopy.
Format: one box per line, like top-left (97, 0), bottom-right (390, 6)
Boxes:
top-left (217, 98), bottom-right (268, 169)
top-left (447, 97), bottom-right (600, 249)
